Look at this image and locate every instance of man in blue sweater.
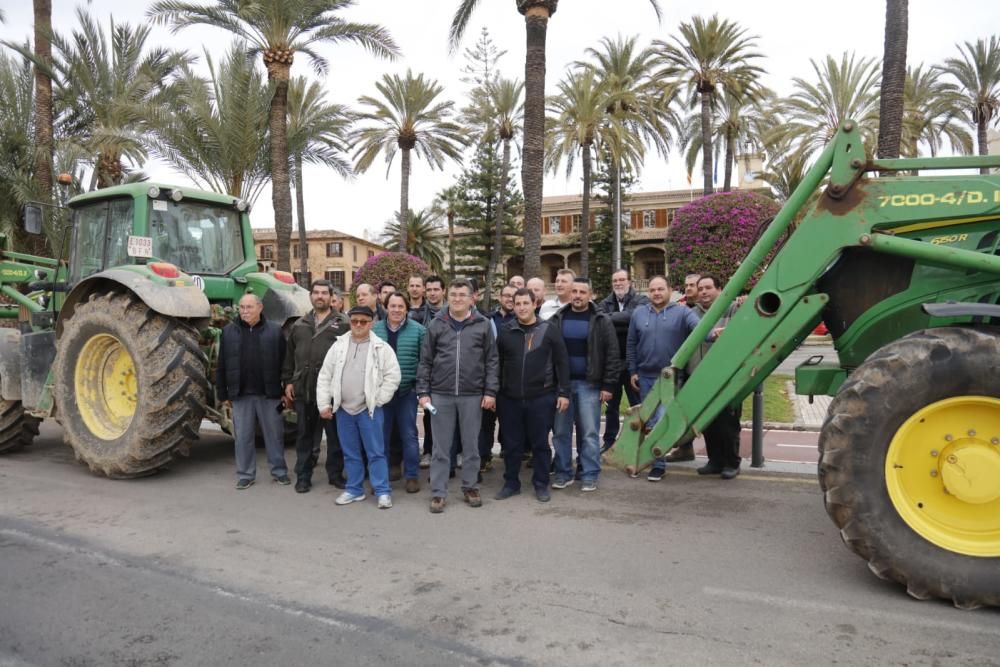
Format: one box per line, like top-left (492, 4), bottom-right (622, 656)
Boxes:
top-left (626, 275), bottom-right (702, 481)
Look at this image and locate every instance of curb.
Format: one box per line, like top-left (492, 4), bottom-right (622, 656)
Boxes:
top-left (739, 420), bottom-right (819, 432)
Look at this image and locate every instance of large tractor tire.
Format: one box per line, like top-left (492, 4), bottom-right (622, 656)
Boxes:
top-left (54, 291), bottom-right (209, 478)
top-left (0, 400), bottom-right (40, 453)
top-left (819, 327), bottom-right (1000, 609)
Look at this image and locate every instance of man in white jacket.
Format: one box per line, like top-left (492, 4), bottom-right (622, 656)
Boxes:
top-left (317, 306), bottom-right (401, 509)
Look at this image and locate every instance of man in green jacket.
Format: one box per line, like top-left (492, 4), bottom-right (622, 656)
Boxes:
top-left (373, 292), bottom-right (427, 493)
top-left (282, 280), bottom-right (350, 493)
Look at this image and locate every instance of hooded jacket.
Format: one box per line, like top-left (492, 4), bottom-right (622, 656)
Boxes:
top-left (316, 333), bottom-right (401, 416)
top-left (416, 308), bottom-right (499, 398)
top-left (281, 309), bottom-right (349, 404)
top-left (548, 302), bottom-right (620, 393)
top-left (497, 317), bottom-right (570, 400)
top-left (600, 287), bottom-right (650, 359)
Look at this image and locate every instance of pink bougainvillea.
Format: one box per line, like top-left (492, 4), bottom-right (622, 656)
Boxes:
top-left (352, 252), bottom-right (429, 297)
top-left (667, 191), bottom-right (780, 291)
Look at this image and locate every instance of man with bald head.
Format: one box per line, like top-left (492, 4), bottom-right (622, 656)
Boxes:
top-left (355, 283), bottom-right (386, 320)
top-left (217, 293), bottom-right (289, 490)
top-left (508, 275), bottom-right (525, 289)
top-left (526, 277), bottom-right (546, 313)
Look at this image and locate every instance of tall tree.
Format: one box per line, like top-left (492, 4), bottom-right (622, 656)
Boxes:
top-left (775, 52), bottom-right (882, 160)
top-left (149, 44), bottom-right (271, 203)
top-left (900, 65), bottom-right (972, 158)
top-left (287, 76), bottom-right (353, 283)
top-left (150, 0), bottom-right (399, 272)
top-left (432, 184), bottom-right (464, 277)
top-left (877, 0), bottom-right (908, 159)
top-left (352, 69), bottom-right (466, 254)
top-left (939, 35), bottom-right (1000, 174)
top-left (483, 77), bottom-right (522, 305)
top-left (32, 0), bottom-right (54, 206)
top-left (380, 207), bottom-right (446, 276)
top-left (653, 14), bottom-right (764, 196)
top-left (0, 49), bottom-right (37, 239)
top-left (449, 0), bottom-right (662, 279)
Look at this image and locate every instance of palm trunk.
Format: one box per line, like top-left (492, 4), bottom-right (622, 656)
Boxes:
top-left (486, 137), bottom-right (512, 309)
top-left (580, 142), bottom-right (592, 278)
top-left (295, 153), bottom-right (308, 287)
top-left (609, 158), bottom-right (621, 271)
top-left (400, 147), bottom-right (411, 253)
top-left (32, 0), bottom-right (53, 201)
top-left (447, 212), bottom-right (456, 278)
top-left (520, 8), bottom-right (549, 279)
top-left (268, 69), bottom-right (293, 273)
top-left (701, 91), bottom-right (713, 196)
top-left (877, 0), bottom-right (908, 160)
top-left (978, 118), bottom-right (989, 175)
top-left (722, 130), bottom-right (735, 192)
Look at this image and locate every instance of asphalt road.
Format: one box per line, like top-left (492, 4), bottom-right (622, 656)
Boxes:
top-left (1, 421), bottom-right (998, 666)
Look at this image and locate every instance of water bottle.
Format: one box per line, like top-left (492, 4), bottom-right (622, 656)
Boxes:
top-left (425, 402), bottom-right (438, 415)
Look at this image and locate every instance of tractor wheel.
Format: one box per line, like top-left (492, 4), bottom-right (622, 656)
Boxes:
top-left (819, 327), bottom-right (1000, 609)
top-left (0, 400), bottom-right (40, 453)
top-left (54, 291), bottom-right (209, 478)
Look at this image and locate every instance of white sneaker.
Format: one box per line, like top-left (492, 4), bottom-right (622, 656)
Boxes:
top-left (419, 453), bottom-right (431, 469)
top-left (335, 492), bottom-right (366, 505)
top-left (377, 494), bottom-right (392, 509)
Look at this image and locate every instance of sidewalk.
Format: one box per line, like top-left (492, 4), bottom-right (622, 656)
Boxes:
top-left (789, 381), bottom-right (832, 430)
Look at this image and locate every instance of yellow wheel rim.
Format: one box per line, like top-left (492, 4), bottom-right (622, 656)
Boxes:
top-left (74, 333), bottom-right (138, 440)
top-left (886, 396), bottom-right (1000, 557)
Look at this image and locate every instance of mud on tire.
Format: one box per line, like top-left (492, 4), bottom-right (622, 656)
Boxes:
top-left (0, 399), bottom-right (40, 453)
top-left (818, 326), bottom-right (1000, 609)
top-left (54, 291), bottom-right (209, 477)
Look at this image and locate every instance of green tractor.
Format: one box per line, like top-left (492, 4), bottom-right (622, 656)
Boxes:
top-left (609, 121), bottom-right (1000, 609)
top-left (0, 183), bottom-right (309, 477)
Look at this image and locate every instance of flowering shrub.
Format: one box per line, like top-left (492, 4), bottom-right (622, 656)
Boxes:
top-left (352, 252), bottom-right (429, 297)
top-left (667, 191), bottom-right (780, 291)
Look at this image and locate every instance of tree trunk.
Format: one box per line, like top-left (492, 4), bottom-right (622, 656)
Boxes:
top-left (520, 10), bottom-right (548, 279)
top-left (399, 147), bottom-right (411, 254)
top-left (580, 142), bottom-right (592, 278)
top-left (295, 153), bottom-right (308, 287)
top-left (447, 212), bottom-right (456, 278)
top-left (978, 118), bottom-right (989, 175)
top-left (722, 129), bottom-right (735, 192)
top-left (701, 91), bottom-right (713, 196)
top-left (32, 0), bottom-right (53, 201)
top-left (268, 64), bottom-right (293, 273)
top-left (877, 0), bottom-right (908, 160)
top-left (609, 159), bottom-right (620, 271)
top-left (485, 137), bottom-right (512, 310)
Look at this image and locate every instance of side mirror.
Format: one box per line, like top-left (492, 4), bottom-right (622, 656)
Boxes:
top-left (23, 205), bottom-right (43, 235)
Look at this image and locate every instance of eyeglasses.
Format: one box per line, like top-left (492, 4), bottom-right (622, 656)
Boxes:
top-left (350, 319), bottom-right (372, 325)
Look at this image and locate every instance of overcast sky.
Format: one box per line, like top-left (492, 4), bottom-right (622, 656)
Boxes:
top-left (2, 1), bottom-right (998, 241)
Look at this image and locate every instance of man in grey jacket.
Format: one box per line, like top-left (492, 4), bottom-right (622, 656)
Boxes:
top-left (416, 279), bottom-right (499, 514)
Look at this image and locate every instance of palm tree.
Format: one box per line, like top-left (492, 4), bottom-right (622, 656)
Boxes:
top-left (149, 43), bottom-right (271, 203)
top-left (29, 9), bottom-right (192, 189)
top-left (877, 0), bottom-right (908, 159)
top-left (939, 36), bottom-right (1000, 174)
top-left (449, 0), bottom-right (662, 280)
top-left (0, 48), bottom-right (37, 239)
top-left (901, 65), bottom-right (972, 158)
top-left (775, 52), bottom-right (881, 160)
top-left (381, 207), bottom-right (446, 275)
top-left (653, 14), bottom-right (764, 196)
top-left (287, 76), bottom-right (353, 282)
top-left (432, 184), bottom-right (464, 277)
top-left (150, 0), bottom-right (399, 273)
top-left (483, 77), bottom-right (523, 305)
top-left (32, 0), bottom-right (54, 205)
top-left (352, 69), bottom-right (466, 254)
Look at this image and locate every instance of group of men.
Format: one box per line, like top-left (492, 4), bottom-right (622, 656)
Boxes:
top-left (214, 267), bottom-right (745, 512)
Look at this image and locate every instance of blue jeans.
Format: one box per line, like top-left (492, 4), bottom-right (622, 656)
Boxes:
top-left (381, 390), bottom-right (420, 480)
top-left (552, 380), bottom-right (602, 482)
top-left (638, 375), bottom-right (667, 471)
top-left (336, 407), bottom-right (390, 497)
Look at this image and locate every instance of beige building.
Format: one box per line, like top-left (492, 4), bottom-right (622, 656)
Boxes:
top-left (252, 228), bottom-right (386, 293)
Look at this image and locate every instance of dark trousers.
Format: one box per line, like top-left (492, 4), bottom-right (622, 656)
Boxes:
top-left (498, 393), bottom-right (556, 492)
top-left (603, 367), bottom-right (641, 449)
top-left (704, 405), bottom-right (742, 469)
top-left (293, 400), bottom-right (343, 483)
top-left (422, 410), bottom-right (433, 456)
top-left (479, 408), bottom-right (497, 464)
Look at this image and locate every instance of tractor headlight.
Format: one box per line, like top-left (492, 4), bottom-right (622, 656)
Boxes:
top-left (147, 186), bottom-right (161, 199)
top-left (170, 189), bottom-right (184, 202)
top-left (234, 199), bottom-right (248, 212)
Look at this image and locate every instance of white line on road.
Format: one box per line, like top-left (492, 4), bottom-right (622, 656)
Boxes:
top-left (702, 586), bottom-right (997, 636)
top-left (776, 443), bottom-right (817, 449)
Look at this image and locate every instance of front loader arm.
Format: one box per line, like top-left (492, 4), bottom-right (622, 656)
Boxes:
top-left (607, 121), bottom-right (1000, 475)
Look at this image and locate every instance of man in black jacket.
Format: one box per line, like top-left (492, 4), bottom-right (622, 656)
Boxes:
top-left (217, 293), bottom-right (288, 490)
top-left (549, 279), bottom-right (620, 492)
top-left (282, 280), bottom-right (350, 493)
top-left (599, 269), bottom-right (649, 452)
top-left (495, 288), bottom-right (570, 502)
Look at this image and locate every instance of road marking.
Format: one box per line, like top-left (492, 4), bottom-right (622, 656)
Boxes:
top-left (702, 587), bottom-right (998, 636)
top-left (667, 468), bottom-right (817, 484)
top-left (776, 443), bottom-right (817, 449)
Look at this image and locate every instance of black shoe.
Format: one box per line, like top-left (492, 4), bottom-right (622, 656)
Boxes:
top-left (721, 467), bottom-right (741, 480)
top-left (295, 480), bottom-right (311, 493)
top-left (449, 468), bottom-right (456, 479)
top-left (495, 487), bottom-right (520, 500)
top-left (328, 475), bottom-right (346, 489)
top-left (664, 442), bottom-right (695, 463)
top-left (535, 488), bottom-right (551, 503)
top-left (697, 463), bottom-right (724, 476)
top-left (236, 478), bottom-right (254, 490)
top-left (646, 468), bottom-right (665, 482)
top-left (273, 474), bottom-right (291, 485)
